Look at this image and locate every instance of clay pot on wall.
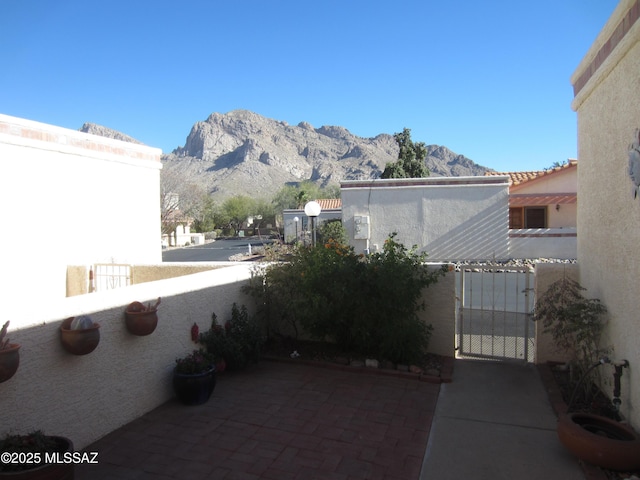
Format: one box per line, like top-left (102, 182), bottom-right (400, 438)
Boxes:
top-left (59, 316), bottom-right (100, 355)
top-left (0, 343), bottom-right (20, 384)
top-left (0, 321), bottom-right (20, 383)
top-left (124, 298), bottom-right (161, 336)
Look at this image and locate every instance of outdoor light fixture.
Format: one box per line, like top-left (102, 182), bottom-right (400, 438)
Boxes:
top-left (304, 201), bottom-right (322, 247)
top-left (293, 216), bottom-right (299, 243)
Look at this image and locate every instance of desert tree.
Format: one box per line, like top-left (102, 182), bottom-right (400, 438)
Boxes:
top-left (381, 128), bottom-right (430, 179)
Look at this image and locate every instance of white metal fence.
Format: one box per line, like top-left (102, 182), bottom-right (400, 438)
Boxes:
top-left (91, 264), bottom-right (132, 292)
top-left (456, 265), bottom-right (535, 362)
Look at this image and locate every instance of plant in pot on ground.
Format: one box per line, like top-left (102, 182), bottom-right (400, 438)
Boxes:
top-left (173, 349), bottom-right (216, 405)
top-left (0, 430), bottom-right (74, 478)
top-left (533, 274), bottom-right (640, 471)
top-left (0, 321), bottom-right (20, 383)
top-left (244, 233), bottom-right (447, 368)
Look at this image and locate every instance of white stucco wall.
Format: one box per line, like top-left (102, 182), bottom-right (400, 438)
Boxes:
top-left (513, 166), bottom-right (577, 195)
top-left (0, 264), bottom-right (254, 450)
top-left (509, 228), bottom-right (577, 259)
top-left (0, 114), bottom-right (163, 318)
top-left (571, 0), bottom-right (640, 429)
top-left (341, 176), bottom-right (510, 262)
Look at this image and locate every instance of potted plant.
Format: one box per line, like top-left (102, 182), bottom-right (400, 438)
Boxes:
top-left (60, 315), bottom-right (100, 355)
top-left (173, 349), bottom-right (216, 405)
top-left (533, 274), bottom-right (640, 470)
top-left (192, 321), bottom-right (226, 373)
top-left (0, 430), bottom-right (74, 479)
top-left (0, 321), bottom-right (20, 383)
top-left (124, 298), bottom-right (161, 336)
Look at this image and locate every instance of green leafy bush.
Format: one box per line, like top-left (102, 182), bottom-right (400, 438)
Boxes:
top-left (199, 304), bottom-right (264, 371)
top-left (317, 219), bottom-right (347, 246)
top-left (245, 233), bottom-right (446, 365)
top-left (532, 275), bottom-right (609, 397)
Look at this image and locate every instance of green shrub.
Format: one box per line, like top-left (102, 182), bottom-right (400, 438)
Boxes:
top-left (199, 303), bottom-right (264, 371)
top-left (317, 219), bottom-right (347, 246)
top-left (244, 233), bottom-right (446, 365)
top-left (532, 275), bottom-right (609, 400)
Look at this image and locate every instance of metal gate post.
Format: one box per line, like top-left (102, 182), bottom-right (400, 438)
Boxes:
top-left (524, 268), bottom-right (531, 362)
top-left (457, 268), bottom-right (465, 356)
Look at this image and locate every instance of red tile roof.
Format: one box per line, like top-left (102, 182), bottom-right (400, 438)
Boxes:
top-left (316, 198), bottom-right (342, 210)
top-left (485, 159), bottom-right (577, 187)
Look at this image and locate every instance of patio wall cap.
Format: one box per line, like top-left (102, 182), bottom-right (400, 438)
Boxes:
top-left (340, 175), bottom-right (510, 189)
top-left (0, 113), bottom-right (162, 166)
top-left (8, 263), bottom-right (253, 332)
top-left (571, 0), bottom-right (640, 110)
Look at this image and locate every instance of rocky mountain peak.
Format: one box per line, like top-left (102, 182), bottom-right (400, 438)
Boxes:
top-left (79, 123), bottom-right (144, 145)
top-left (79, 111), bottom-right (493, 201)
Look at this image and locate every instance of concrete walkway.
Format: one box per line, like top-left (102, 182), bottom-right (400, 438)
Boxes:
top-left (420, 359), bottom-right (585, 480)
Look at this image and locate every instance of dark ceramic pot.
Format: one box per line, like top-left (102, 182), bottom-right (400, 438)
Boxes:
top-left (0, 344), bottom-right (20, 383)
top-left (173, 367), bottom-right (216, 405)
top-left (557, 412), bottom-right (640, 471)
top-left (0, 436), bottom-right (74, 479)
top-left (60, 317), bottom-right (100, 355)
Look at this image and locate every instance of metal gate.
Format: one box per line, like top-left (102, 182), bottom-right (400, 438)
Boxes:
top-left (91, 264), bottom-right (132, 292)
top-left (456, 264), bottom-right (535, 362)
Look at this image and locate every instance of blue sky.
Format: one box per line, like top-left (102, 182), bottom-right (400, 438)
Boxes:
top-left (0, 1), bottom-right (619, 172)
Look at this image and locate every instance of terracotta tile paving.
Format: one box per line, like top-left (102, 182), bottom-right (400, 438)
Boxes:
top-left (76, 361), bottom-right (440, 480)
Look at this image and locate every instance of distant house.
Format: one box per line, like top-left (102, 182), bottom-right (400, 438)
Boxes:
top-left (486, 160), bottom-right (577, 259)
top-left (486, 160), bottom-right (577, 229)
top-left (282, 199), bottom-right (342, 244)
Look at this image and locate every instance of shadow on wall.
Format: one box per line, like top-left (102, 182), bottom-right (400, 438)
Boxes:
top-left (425, 202), bottom-right (509, 261)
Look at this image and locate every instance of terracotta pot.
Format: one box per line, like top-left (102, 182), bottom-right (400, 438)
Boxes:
top-left (0, 344), bottom-right (20, 383)
top-left (124, 301), bottom-right (159, 336)
top-left (557, 412), bottom-right (640, 471)
top-left (60, 317), bottom-right (100, 355)
top-left (0, 435), bottom-right (74, 479)
top-left (173, 368), bottom-right (216, 405)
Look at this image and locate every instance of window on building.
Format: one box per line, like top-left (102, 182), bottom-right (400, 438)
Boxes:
top-left (509, 206), bottom-right (547, 228)
top-left (509, 208), bottom-right (523, 229)
top-left (525, 206), bottom-right (546, 228)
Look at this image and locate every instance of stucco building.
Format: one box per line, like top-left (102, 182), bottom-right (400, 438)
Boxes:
top-left (570, 0), bottom-right (640, 429)
top-left (0, 114), bottom-right (163, 320)
top-left (487, 160), bottom-right (577, 259)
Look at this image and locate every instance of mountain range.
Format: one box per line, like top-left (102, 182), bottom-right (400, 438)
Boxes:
top-left (81, 110), bottom-right (493, 201)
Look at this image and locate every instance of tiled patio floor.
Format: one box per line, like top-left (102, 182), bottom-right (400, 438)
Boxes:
top-left (76, 361), bottom-right (440, 480)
